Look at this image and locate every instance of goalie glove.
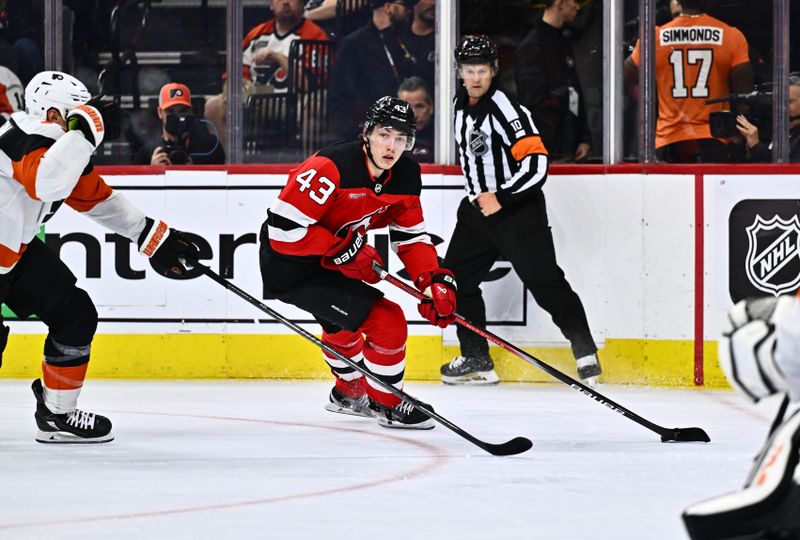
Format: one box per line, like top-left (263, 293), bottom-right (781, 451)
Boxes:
top-left (66, 104), bottom-right (105, 148)
top-left (719, 295), bottom-right (800, 403)
top-left (137, 217), bottom-right (201, 278)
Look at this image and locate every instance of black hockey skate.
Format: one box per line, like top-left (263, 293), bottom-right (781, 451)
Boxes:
top-left (324, 386), bottom-right (373, 418)
top-left (370, 399), bottom-right (435, 430)
top-left (440, 355), bottom-right (500, 385)
top-left (576, 354), bottom-right (602, 388)
top-left (32, 379), bottom-right (114, 444)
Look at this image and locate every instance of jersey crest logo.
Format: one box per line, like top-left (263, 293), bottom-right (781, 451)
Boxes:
top-left (468, 129), bottom-right (489, 156)
top-left (374, 183), bottom-right (383, 194)
top-left (745, 214), bottom-right (800, 296)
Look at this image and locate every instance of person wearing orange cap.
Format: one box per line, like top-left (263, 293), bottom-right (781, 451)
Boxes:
top-left (134, 82), bottom-right (225, 165)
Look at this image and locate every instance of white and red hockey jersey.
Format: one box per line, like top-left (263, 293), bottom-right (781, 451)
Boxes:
top-left (0, 112), bottom-right (147, 274)
top-left (265, 141), bottom-right (439, 282)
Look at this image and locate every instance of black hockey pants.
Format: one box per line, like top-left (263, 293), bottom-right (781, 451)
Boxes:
top-left (443, 191), bottom-right (597, 360)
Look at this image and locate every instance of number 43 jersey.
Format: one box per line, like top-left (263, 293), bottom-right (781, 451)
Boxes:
top-left (630, 13), bottom-right (749, 148)
top-left (264, 140), bottom-right (438, 282)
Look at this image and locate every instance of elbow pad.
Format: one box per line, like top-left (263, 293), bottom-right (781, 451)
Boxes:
top-left (35, 131), bottom-right (94, 201)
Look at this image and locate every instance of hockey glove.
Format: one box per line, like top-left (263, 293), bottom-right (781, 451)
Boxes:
top-left (86, 96), bottom-right (123, 141)
top-left (0, 322), bottom-right (8, 369)
top-left (321, 228), bottom-right (384, 284)
top-left (137, 217), bottom-right (201, 278)
top-left (719, 295), bottom-right (800, 403)
top-left (415, 269), bottom-right (458, 328)
top-left (66, 104), bottom-right (105, 149)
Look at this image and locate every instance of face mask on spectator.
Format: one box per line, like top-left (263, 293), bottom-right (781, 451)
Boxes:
top-left (164, 111), bottom-right (195, 136)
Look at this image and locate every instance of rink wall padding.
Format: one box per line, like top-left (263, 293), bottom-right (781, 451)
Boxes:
top-left (3, 163), bottom-right (799, 387)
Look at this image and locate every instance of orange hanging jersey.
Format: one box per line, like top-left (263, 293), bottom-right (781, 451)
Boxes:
top-left (631, 14), bottom-right (749, 148)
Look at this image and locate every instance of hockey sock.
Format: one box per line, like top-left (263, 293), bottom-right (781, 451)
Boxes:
top-left (322, 329), bottom-right (366, 391)
top-left (41, 336), bottom-right (91, 414)
top-left (359, 298), bottom-right (407, 407)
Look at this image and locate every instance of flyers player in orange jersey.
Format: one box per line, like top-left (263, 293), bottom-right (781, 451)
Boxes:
top-left (624, 0), bottom-right (753, 162)
top-left (0, 71), bottom-right (200, 443)
top-left (260, 96), bottom-right (457, 430)
top-left (682, 292), bottom-right (800, 539)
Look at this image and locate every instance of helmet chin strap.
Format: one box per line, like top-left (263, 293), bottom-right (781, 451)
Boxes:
top-left (362, 135), bottom-right (389, 171)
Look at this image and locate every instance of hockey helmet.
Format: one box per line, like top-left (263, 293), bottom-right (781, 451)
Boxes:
top-left (363, 96), bottom-right (416, 150)
top-left (25, 71), bottom-right (91, 120)
top-left (454, 34), bottom-right (498, 67)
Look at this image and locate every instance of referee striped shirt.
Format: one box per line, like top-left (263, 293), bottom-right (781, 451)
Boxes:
top-left (453, 83), bottom-right (549, 207)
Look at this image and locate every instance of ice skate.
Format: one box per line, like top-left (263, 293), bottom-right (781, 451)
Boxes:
top-left (370, 399), bottom-right (435, 430)
top-left (440, 355), bottom-right (500, 385)
top-left (577, 354), bottom-right (602, 388)
top-left (324, 386), bottom-right (373, 418)
top-left (32, 379), bottom-right (114, 444)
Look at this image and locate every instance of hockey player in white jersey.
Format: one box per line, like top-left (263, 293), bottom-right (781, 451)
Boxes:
top-left (0, 71), bottom-right (200, 443)
top-left (683, 294), bottom-right (800, 539)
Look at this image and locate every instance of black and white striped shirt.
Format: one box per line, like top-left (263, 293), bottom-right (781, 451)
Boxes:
top-left (453, 83), bottom-right (549, 207)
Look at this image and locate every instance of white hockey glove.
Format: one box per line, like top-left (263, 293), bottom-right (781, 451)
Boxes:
top-left (66, 104), bottom-right (105, 149)
top-left (719, 295), bottom-right (800, 402)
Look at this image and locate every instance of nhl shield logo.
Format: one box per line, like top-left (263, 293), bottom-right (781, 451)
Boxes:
top-left (468, 129), bottom-right (489, 156)
top-left (745, 214), bottom-right (800, 296)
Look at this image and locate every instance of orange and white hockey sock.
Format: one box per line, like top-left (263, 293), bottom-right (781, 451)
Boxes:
top-left (41, 337), bottom-right (90, 414)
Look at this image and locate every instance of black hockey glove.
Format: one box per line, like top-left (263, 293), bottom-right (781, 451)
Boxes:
top-left (137, 217), bottom-right (201, 278)
top-left (0, 322), bottom-right (9, 369)
top-left (86, 96), bottom-right (123, 141)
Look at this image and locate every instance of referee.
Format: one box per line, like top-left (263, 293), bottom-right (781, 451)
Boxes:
top-left (441, 34), bottom-right (601, 387)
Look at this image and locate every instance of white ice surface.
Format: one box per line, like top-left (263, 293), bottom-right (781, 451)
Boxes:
top-left (0, 380), bottom-right (777, 540)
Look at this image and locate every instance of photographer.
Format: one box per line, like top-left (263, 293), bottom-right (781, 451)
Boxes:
top-left (135, 83), bottom-right (224, 166)
top-left (735, 76), bottom-right (800, 162)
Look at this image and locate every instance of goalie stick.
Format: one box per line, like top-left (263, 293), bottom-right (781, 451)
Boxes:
top-left (197, 262), bottom-right (533, 456)
top-left (374, 262), bottom-right (711, 443)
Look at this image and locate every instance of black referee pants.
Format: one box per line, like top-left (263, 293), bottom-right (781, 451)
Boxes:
top-left (443, 191), bottom-right (597, 360)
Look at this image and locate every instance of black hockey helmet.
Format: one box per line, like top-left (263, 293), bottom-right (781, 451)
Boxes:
top-left (363, 96), bottom-right (416, 150)
top-left (454, 34), bottom-right (498, 67)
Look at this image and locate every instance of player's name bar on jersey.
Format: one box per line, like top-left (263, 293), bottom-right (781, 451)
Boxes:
top-left (660, 26), bottom-right (723, 46)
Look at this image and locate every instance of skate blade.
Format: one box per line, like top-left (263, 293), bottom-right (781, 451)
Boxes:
top-left (442, 370), bottom-right (500, 386)
top-left (580, 375), bottom-right (600, 389)
top-left (376, 418), bottom-right (435, 430)
top-left (35, 430), bottom-right (115, 444)
top-left (324, 403), bottom-right (373, 418)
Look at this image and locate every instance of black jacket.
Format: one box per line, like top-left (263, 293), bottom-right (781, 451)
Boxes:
top-left (745, 125), bottom-right (800, 163)
top-left (514, 18), bottom-right (591, 160)
top-left (327, 22), bottom-right (416, 141)
top-left (134, 124), bottom-right (225, 165)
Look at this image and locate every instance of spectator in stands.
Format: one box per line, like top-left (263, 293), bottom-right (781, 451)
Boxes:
top-left (0, 64), bottom-right (23, 126)
top-left (0, 0), bottom-right (44, 85)
top-left (398, 76), bottom-right (433, 163)
top-left (204, 0), bottom-right (328, 148)
top-left (403, 0), bottom-right (435, 92)
top-left (135, 83), bottom-right (224, 166)
top-left (515, 0), bottom-right (592, 163)
top-left (735, 75), bottom-right (800, 162)
top-left (623, 0), bottom-right (753, 163)
top-left (327, 0), bottom-right (418, 141)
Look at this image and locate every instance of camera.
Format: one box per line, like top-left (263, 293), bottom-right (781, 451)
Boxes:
top-left (163, 140), bottom-right (190, 165)
top-left (709, 110), bottom-right (737, 138)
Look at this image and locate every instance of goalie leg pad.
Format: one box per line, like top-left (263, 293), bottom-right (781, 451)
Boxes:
top-left (683, 410), bottom-right (800, 540)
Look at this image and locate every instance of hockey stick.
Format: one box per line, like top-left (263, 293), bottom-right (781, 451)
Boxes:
top-left (374, 263), bottom-right (711, 443)
top-left (196, 263), bottom-right (533, 456)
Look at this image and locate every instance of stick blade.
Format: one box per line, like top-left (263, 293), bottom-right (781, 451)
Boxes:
top-left (660, 427), bottom-right (711, 443)
top-left (482, 436), bottom-right (533, 456)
